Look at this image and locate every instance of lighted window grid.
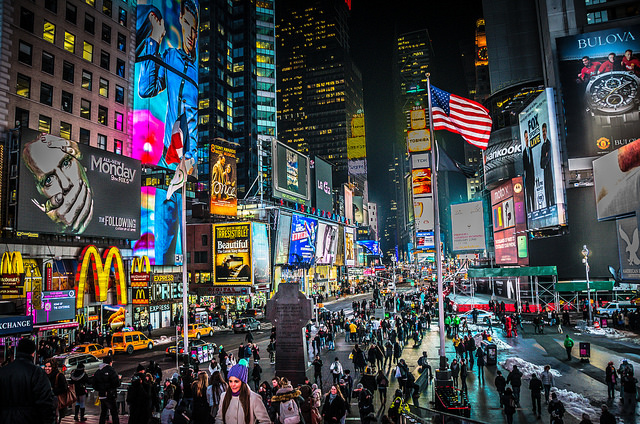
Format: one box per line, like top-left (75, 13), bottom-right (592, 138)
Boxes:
top-left (83, 42), bottom-right (93, 62)
top-left (39, 115), bottom-right (52, 133)
top-left (99, 78), bottom-right (109, 97)
top-left (64, 32), bottom-right (75, 53)
top-left (60, 122), bottom-right (72, 139)
top-left (43, 21), bottom-right (56, 43)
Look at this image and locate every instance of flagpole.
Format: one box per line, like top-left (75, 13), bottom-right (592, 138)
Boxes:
top-left (426, 73), bottom-right (447, 371)
top-left (182, 178), bottom-right (189, 363)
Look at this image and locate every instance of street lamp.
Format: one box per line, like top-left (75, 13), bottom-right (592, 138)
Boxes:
top-left (581, 245), bottom-right (592, 325)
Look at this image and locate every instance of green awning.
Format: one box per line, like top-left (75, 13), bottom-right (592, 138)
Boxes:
top-left (467, 266), bottom-right (558, 278)
top-left (555, 281), bottom-right (614, 292)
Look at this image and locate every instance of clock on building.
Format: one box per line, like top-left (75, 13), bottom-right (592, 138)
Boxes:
top-left (477, 46), bottom-right (488, 61)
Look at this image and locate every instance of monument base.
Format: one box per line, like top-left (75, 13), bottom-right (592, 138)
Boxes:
top-left (435, 369), bottom-right (452, 387)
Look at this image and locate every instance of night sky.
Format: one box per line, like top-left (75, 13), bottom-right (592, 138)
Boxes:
top-left (349, 0), bottom-right (484, 233)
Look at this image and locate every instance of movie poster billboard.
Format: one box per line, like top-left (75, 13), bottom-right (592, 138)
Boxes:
top-left (288, 214), bottom-right (318, 265)
top-left (251, 223), bottom-right (270, 286)
top-left (451, 201), bottom-right (486, 251)
top-left (313, 157), bottom-right (334, 213)
top-left (272, 139), bottom-right (310, 205)
top-left (210, 143), bottom-right (237, 216)
top-left (213, 223), bottom-right (251, 285)
top-left (491, 177), bottom-right (529, 265)
top-left (316, 222), bottom-right (339, 264)
top-left (556, 25), bottom-right (640, 158)
top-left (518, 89), bottom-right (567, 230)
top-left (274, 213), bottom-right (292, 265)
top-left (344, 226), bottom-right (356, 266)
top-left (593, 138), bottom-right (640, 220)
top-left (616, 216), bottom-right (640, 281)
top-left (414, 195), bottom-right (434, 231)
top-left (17, 131), bottom-right (141, 238)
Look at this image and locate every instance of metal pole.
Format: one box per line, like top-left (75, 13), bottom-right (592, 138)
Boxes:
top-left (427, 74), bottom-right (447, 371)
top-left (182, 180), bottom-right (189, 360)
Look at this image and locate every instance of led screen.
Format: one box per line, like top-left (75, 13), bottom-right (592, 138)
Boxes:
top-left (288, 214), bottom-right (318, 264)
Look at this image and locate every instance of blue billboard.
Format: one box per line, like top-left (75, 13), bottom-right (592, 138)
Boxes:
top-left (356, 240), bottom-right (381, 256)
top-left (288, 214), bottom-right (318, 264)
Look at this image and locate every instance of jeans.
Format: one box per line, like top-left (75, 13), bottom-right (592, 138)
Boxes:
top-left (512, 386), bottom-right (520, 404)
top-left (99, 397), bottom-right (119, 424)
top-left (543, 384), bottom-right (551, 402)
top-left (607, 382), bottom-right (616, 399)
top-left (531, 394), bottom-right (541, 415)
top-left (328, 340), bottom-right (335, 350)
top-left (477, 365), bottom-right (484, 384)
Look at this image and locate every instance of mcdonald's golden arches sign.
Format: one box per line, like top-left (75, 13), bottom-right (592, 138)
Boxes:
top-left (75, 245), bottom-right (127, 309)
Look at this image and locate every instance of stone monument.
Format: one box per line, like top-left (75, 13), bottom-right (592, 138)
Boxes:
top-left (265, 283), bottom-right (313, 385)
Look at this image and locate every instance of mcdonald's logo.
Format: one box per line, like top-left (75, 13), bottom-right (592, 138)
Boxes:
top-left (75, 245), bottom-right (127, 309)
top-left (1, 251), bottom-right (24, 275)
top-left (132, 256), bottom-right (150, 273)
top-left (132, 287), bottom-right (150, 305)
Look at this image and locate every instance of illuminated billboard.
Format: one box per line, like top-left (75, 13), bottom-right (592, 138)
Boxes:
top-left (412, 168), bottom-right (432, 195)
top-left (518, 89), bottom-right (566, 230)
top-left (357, 240), bottom-right (381, 256)
top-left (274, 213), bottom-right (292, 265)
top-left (133, 187), bottom-right (182, 266)
top-left (451, 201), bottom-right (486, 251)
top-left (407, 129), bottom-right (431, 153)
top-left (313, 157), bottom-right (334, 213)
top-left (272, 139), bottom-right (310, 205)
top-left (210, 143), bottom-right (237, 216)
top-left (251, 223), bottom-right (271, 286)
top-left (616, 216), bottom-right (640, 281)
top-left (416, 231), bottom-right (435, 249)
top-left (491, 177), bottom-right (528, 265)
top-left (347, 136), bottom-right (367, 159)
top-left (344, 184), bottom-right (353, 222)
top-left (214, 223), bottom-right (251, 285)
top-left (289, 214), bottom-right (318, 265)
top-left (353, 196), bottom-right (365, 224)
top-left (31, 290), bottom-right (76, 324)
top-left (414, 195), bottom-right (434, 231)
top-left (410, 109), bottom-right (427, 130)
top-left (483, 128), bottom-right (523, 189)
top-left (556, 24), bottom-right (640, 158)
top-left (344, 226), bottom-right (356, 267)
top-left (348, 159), bottom-right (367, 176)
top-left (17, 131), bottom-right (141, 239)
top-left (316, 222), bottom-right (339, 265)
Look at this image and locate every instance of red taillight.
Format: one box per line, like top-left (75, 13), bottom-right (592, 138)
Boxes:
top-left (179, 348), bottom-right (183, 353)
top-left (62, 365), bottom-right (67, 373)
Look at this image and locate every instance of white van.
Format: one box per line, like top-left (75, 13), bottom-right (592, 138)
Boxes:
top-left (597, 301), bottom-right (634, 317)
top-left (387, 282), bottom-right (396, 291)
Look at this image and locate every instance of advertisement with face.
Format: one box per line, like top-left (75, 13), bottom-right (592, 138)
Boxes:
top-left (593, 138), bottom-right (640, 220)
top-left (414, 195), bottom-right (434, 231)
top-left (451, 201), bottom-right (486, 251)
top-left (133, 187), bottom-right (182, 265)
top-left (616, 215), bottom-right (640, 280)
top-left (491, 177), bottom-right (529, 265)
top-left (344, 185), bottom-right (353, 222)
top-left (274, 213), bottom-right (292, 265)
top-left (344, 227), bottom-right (356, 266)
top-left (251, 223), bottom-right (271, 286)
top-left (272, 140), bottom-right (310, 205)
top-left (214, 223), bottom-right (251, 285)
top-left (556, 25), bottom-right (640, 158)
top-left (18, 131), bottom-right (141, 238)
top-left (210, 143), bottom-right (237, 216)
top-left (314, 157), bottom-right (334, 212)
top-left (316, 222), bottom-right (339, 264)
top-left (519, 89), bottom-right (566, 230)
top-left (289, 214), bottom-right (318, 265)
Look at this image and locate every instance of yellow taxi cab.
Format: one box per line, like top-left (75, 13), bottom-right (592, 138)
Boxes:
top-left (70, 343), bottom-right (114, 358)
top-left (110, 330), bottom-right (154, 354)
top-left (187, 323), bottom-right (214, 339)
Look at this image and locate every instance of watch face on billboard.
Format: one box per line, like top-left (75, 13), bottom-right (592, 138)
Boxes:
top-left (289, 214), bottom-right (318, 264)
top-left (556, 24), bottom-right (640, 158)
top-left (17, 131), bottom-right (141, 239)
top-left (316, 222), bottom-right (339, 264)
top-left (210, 143), bottom-right (237, 216)
top-left (272, 139), bottom-right (310, 205)
top-left (214, 223), bottom-right (251, 285)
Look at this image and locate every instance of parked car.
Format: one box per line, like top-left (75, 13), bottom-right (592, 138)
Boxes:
top-left (241, 308), bottom-right (264, 320)
top-left (52, 353), bottom-right (102, 379)
top-left (456, 309), bottom-right (498, 325)
top-left (111, 330), bottom-right (154, 354)
top-left (233, 317), bottom-right (261, 333)
top-left (165, 338), bottom-right (212, 358)
top-left (70, 343), bottom-right (114, 358)
top-left (187, 323), bottom-right (214, 339)
top-left (597, 301), bottom-right (635, 317)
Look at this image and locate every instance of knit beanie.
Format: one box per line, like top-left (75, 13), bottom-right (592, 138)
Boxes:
top-left (228, 363), bottom-right (248, 384)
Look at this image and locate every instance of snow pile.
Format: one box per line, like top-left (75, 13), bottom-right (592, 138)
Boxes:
top-left (579, 326), bottom-right (624, 338)
top-left (492, 338), bottom-right (514, 351)
top-left (501, 357), bottom-right (561, 379)
top-left (550, 388), bottom-right (598, 421)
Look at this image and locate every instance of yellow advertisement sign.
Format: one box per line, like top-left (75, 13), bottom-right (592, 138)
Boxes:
top-left (410, 109), bottom-right (427, 130)
top-left (347, 136), bottom-right (367, 159)
top-left (351, 115), bottom-right (365, 137)
top-left (407, 129), bottom-right (431, 153)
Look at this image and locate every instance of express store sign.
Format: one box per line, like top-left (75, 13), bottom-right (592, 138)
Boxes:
top-left (150, 273), bottom-right (183, 301)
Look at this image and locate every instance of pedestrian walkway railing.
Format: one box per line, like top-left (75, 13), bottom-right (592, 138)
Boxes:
top-left (403, 404), bottom-right (489, 424)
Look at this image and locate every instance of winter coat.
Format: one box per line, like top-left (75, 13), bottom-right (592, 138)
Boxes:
top-left (127, 373), bottom-right (152, 423)
top-left (214, 389), bottom-right (271, 424)
top-left (541, 370), bottom-right (554, 386)
top-left (605, 366), bottom-right (618, 385)
top-left (161, 399), bottom-right (177, 424)
top-left (360, 373), bottom-right (377, 395)
top-left (450, 363), bottom-right (460, 379)
top-left (502, 392), bottom-right (516, 415)
top-left (70, 368), bottom-right (89, 398)
top-left (93, 363), bottom-right (121, 398)
top-left (321, 394), bottom-right (346, 424)
top-left (529, 376), bottom-right (543, 396)
top-left (494, 375), bottom-right (506, 392)
top-left (0, 352), bottom-right (56, 424)
top-left (270, 385), bottom-right (303, 422)
top-left (506, 369), bottom-right (522, 388)
top-left (475, 347), bottom-right (485, 367)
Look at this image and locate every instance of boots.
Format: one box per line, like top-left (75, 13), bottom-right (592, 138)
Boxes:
top-left (80, 407), bottom-right (86, 422)
top-left (74, 405), bottom-right (80, 421)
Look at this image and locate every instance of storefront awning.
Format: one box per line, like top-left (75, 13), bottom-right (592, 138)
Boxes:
top-left (467, 266), bottom-right (558, 278)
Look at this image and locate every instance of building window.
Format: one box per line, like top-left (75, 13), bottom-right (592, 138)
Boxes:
top-left (118, 8), bottom-right (127, 26)
top-left (115, 85), bottom-right (124, 104)
top-left (18, 41), bottom-right (32, 65)
top-left (39, 115), bottom-right (52, 133)
top-left (85, 13), bottom-right (95, 34)
top-left (79, 128), bottom-right (90, 144)
top-left (20, 8), bottom-right (35, 33)
top-left (202, 234), bottom-right (207, 246)
top-left (114, 139), bottom-right (122, 154)
top-left (117, 33), bottom-right (126, 52)
top-left (102, 23), bottom-right (111, 44)
top-left (587, 10), bottom-right (608, 24)
top-left (15, 107), bottom-right (30, 128)
top-left (100, 51), bottom-right (110, 70)
top-left (82, 70), bottom-right (92, 90)
top-left (116, 59), bottom-right (125, 78)
top-left (102, 0), bottom-right (112, 16)
top-left (61, 91), bottom-right (73, 113)
top-left (43, 21), bottom-right (56, 43)
top-left (99, 78), bottom-right (109, 97)
top-left (80, 99), bottom-right (91, 119)
top-left (64, 31), bottom-right (75, 53)
top-left (83, 42), bottom-right (93, 62)
top-left (60, 122), bottom-right (72, 139)
top-left (66, 2), bottom-right (77, 23)
top-left (40, 83), bottom-right (53, 106)
top-left (16, 74), bottom-right (31, 98)
top-left (114, 112), bottom-right (123, 130)
top-left (98, 106), bottom-right (108, 125)
top-left (97, 134), bottom-right (107, 150)
top-left (63, 61), bottom-right (74, 83)
top-left (85, 0), bottom-right (95, 7)
top-left (44, 0), bottom-right (57, 14)
top-left (42, 51), bottom-right (55, 74)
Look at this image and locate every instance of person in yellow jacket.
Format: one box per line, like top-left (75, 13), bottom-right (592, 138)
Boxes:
top-left (349, 322), bottom-right (357, 343)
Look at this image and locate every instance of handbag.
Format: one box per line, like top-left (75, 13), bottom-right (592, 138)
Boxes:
top-left (58, 385), bottom-right (77, 409)
top-left (310, 406), bottom-right (322, 424)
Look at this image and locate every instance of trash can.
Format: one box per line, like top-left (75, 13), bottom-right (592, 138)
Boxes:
top-left (579, 342), bottom-right (590, 361)
top-left (601, 318), bottom-right (608, 328)
top-left (481, 340), bottom-right (497, 365)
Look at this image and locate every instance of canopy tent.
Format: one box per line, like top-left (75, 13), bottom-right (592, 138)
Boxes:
top-left (468, 266), bottom-right (557, 278)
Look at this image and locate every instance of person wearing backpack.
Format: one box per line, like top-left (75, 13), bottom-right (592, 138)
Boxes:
top-left (502, 387), bottom-right (516, 424)
top-left (548, 392), bottom-right (565, 424)
top-left (376, 369), bottom-right (389, 405)
top-left (271, 378), bottom-right (303, 424)
top-left (330, 357), bottom-right (343, 385)
top-left (563, 335), bottom-right (574, 361)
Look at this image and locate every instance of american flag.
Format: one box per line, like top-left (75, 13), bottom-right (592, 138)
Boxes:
top-left (430, 85), bottom-right (492, 150)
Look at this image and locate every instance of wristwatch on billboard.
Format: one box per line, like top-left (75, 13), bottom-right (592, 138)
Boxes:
top-left (586, 71), bottom-right (640, 125)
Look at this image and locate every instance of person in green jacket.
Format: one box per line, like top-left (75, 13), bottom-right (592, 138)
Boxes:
top-left (444, 315), bottom-right (452, 337)
top-left (563, 335), bottom-right (574, 361)
top-left (453, 315), bottom-right (461, 336)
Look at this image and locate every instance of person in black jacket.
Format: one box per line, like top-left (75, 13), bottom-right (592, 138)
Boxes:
top-left (529, 373), bottom-right (543, 418)
top-left (321, 385), bottom-right (346, 424)
top-left (45, 357), bottom-right (69, 424)
top-left (93, 355), bottom-right (121, 424)
top-left (0, 338), bottom-right (56, 424)
top-left (127, 365), bottom-right (152, 424)
top-left (494, 370), bottom-right (506, 407)
top-left (71, 362), bottom-right (90, 421)
top-left (506, 365), bottom-right (523, 406)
